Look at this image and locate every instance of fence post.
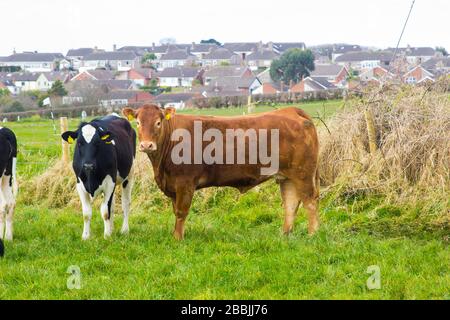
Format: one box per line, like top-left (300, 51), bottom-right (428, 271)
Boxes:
top-left (364, 109), bottom-right (378, 154)
top-left (60, 117), bottom-right (70, 163)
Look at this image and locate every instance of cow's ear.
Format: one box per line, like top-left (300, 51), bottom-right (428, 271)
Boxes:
top-left (164, 107), bottom-right (176, 121)
top-left (100, 131), bottom-right (114, 144)
top-left (122, 107), bottom-right (137, 121)
top-left (62, 131), bottom-right (78, 144)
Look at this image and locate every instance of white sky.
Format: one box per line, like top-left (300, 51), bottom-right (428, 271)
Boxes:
top-left (0, 0), bottom-right (448, 56)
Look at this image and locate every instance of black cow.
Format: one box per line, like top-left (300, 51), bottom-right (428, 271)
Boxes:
top-left (62, 114), bottom-right (136, 240)
top-left (0, 127), bottom-right (18, 245)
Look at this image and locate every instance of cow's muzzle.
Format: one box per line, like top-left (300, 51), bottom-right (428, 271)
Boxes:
top-left (83, 163), bottom-right (95, 173)
top-left (139, 141), bottom-right (157, 153)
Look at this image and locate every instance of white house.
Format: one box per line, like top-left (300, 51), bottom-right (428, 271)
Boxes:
top-left (82, 51), bottom-right (138, 71)
top-left (0, 52), bottom-right (63, 72)
top-left (157, 49), bottom-right (197, 71)
top-left (158, 67), bottom-right (203, 87)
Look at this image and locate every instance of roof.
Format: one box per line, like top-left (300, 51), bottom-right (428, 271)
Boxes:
top-left (158, 67), bottom-right (201, 78)
top-left (4, 52), bottom-right (63, 62)
top-left (101, 90), bottom-right (153, 100)
top-left (83, 51), bottom-right (137, 61)
top-left (273, 42), bottom-right (306, 53)
top-left (71, 69), bottom-right (115, 81)
top-left (8, 72), bottom-right (42, 81)
top-left (160, 49), bottom-right (195, 60)
top-left (390, 47), bottom-right (436, 57)
top-left (155, 93), bottom-right (199, 103)
top-left (421, 57), bottom-right (450, 71)
top-left (95, 79), bottom-right (133, 90)
top-left (335, 51), bottom-right (393, 62)
top-left (117, 46), bottom-right (153, 56)
top-left (333, 44), bottom-right (362, 54)
top-left (66, 48), bottom-right (96, 57)
top-left (311, 64), bottom-right (345, 77)
top-left (203, 48), bottom-right (237, 60)
top-left (309, 77), bottom-right (337, 89)
top-left (209, 76), bottom-right (260, 90)
top-left (247, 50), bottom-right (279, 60)
top-left (204, 66), bottom-right (251, 78)
top-left (223, 42), bottom-right (259, 52)
top-left (42, 71), bottom-right (70, 81)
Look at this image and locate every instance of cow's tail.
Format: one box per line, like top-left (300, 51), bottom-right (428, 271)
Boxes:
top-left (0, 239), bottom-right (4, 258)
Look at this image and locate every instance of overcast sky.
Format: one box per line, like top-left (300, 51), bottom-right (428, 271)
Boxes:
top-left (0, 0), bottom-right (448, 56)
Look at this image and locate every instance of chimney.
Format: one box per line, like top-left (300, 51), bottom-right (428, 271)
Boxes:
top-left (152, 42), bottom-right (156, 50)
top-left (191, 42), bottom-right (195, 50)
top-left (268, 42), bottom-right (274, 51)
top-left (258, 41), bottom-right (263, 50)
top-left (13, 48), bottom-right (16, 54)
top-left (113, 44), bottom-right (117, 51)
top-left (94, 46), bottom-right (98, 51)
top-left (280, 80), bottom-right (284, 92)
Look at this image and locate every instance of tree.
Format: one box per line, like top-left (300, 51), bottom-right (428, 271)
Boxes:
top-left (200, 39), bottom-right (222, 46)
top-left (4, 101), bottom-right (25, 113)
top-left (48, 80), bottom-right (68, 97)
top-left (435, 46), bottom-right (448, 57)
top-left (141, 53), bottom-right (157, 69)
top-left (270, 49), bottom-right (315, 83)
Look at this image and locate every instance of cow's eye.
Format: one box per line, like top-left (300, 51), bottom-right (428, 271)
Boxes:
top-left (155, 121), bottom-right (161, 128)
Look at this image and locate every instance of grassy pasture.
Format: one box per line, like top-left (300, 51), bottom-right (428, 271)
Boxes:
top-left (0, 99), bottom-right (448, 300)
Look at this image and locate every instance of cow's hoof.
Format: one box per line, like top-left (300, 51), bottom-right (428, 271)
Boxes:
top-left (82, 234), bottom-right (90, 241)
top-left (282, 226), bottom-right (293, 235)
top-left (4, 235), bottom-right (13, 242)
top-left (173, 231), bottom-right (184, 241)
top-left (120, 227), bottom-right (129, 235)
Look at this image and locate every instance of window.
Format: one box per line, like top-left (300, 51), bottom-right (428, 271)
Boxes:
top-left (406, 77), bottom-right (417, 84)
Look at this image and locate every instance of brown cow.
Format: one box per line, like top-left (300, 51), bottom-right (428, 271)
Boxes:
top-left (123, 105), bottom-right (320, 240)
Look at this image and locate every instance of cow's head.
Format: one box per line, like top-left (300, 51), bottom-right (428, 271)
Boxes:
top-left (123, 105), bottom-right (175, 154)
top-left (62, 123), bottom-right (114, 175)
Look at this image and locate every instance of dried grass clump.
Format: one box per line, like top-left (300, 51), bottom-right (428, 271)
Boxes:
top-left (319, 78), bottom-right (450, 224)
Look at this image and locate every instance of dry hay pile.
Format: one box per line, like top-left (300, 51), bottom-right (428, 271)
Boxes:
top-left (319, 78), bottom-right (450, 227)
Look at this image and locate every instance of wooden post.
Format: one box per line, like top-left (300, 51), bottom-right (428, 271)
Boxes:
top-left (60, 117), bottom-right (70, 163)
top-left (364, 109), bottom-right (377, 154)
top-left (247, 95), bottom-right (255, 114)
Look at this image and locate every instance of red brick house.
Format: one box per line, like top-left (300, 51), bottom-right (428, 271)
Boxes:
top-left (402, 66), bottom-right (434, 84)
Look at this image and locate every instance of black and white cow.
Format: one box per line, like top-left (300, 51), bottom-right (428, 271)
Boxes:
top-left (62, 114), bottom-right (136, 240)
top-left (0, 127), bottom-right (18, 244)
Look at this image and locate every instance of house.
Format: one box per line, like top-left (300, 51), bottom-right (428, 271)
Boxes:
top-left (246, 50), bottom-right (279, 71)
top-left (71, 69), bottom-right (115, 81)
top-left (203, 66), bottom-right (253, 85)
top-left (0, 79), bottom-right (19, 95)
top-left (157, 49), bottom-right (197, 71)
top-left (36, 71), bottom-right (71, 91)
top-left (223, 43), bottom-right (259, 61)
top-left (252, 68), bottom-right (287, 95)
top-left (421, 57), bottom-right (450, 76)
top-left (0, 52), bottom-right (64, 72)
top-left (402, 66), bottom-right (435, 84)
top-left (6, 72), bottom-right (42, 91)
top-left (82, 51), bottom-right (138, 71)
top-left (98, 90), bottom-right (154, 107)
top-left (331, 44), bottom-right (362, 62)
top-left (206, 76), bottom-right (261, 95)
top-left (335, 51), bottom-right (393, 71)
top-left (154, 92), bottom-right (201, 110)
top-left (310, 64), bottom-right (349, 86)
top-left (359, 66), bottom-right (394, 83)
top-left (66, 48), bottom-right (98, 70)
top-left (115, 68), bottom-right (155, 87)
top-left (158, 67), bottom-right (203, 87)
top-left (117, 46), bottom-right (154, 56)
top-left (290, 76), bottom-right (337, 93)
top-left (188, 43), bottom-right (219, 59)
top-left (389, 46), bottom-right (436, 65)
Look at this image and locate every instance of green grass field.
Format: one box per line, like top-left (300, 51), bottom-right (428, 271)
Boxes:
top-left (0, 100), bottom-right (448, 300)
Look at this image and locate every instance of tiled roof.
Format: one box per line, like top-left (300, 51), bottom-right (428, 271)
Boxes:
top-left (203, 48), bottom-right (237, 60)
top-left (204, 66), bottom-right (250, 78)
top-left (4, 52), bottom-right (63, 62)
top-left (311, 64), bottom-right (345, 77)
top-left (83, 51), bottom-right (137, 61)
top-left (247, 50), bottom-right (279, 60)
top-left (158, 67), bottom-right (201, 78)
top-left (66, 48), bottom-right (96, 57)
top-left (335, 51), bottom-right (393, 62)
top-left (160, 50), bottom-right (195, 60)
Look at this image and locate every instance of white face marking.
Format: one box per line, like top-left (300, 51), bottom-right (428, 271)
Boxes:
top-left (81, 125), bottom-right (96, 144)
